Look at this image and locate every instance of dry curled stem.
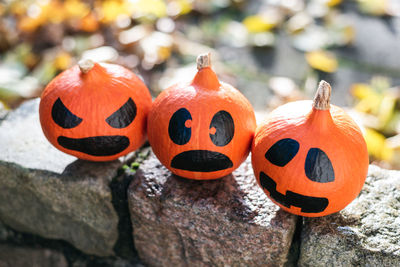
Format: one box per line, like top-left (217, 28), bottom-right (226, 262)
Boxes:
top-left (78, 59), bottom-right (95, 74)
top-left (313, 80), bottom-right (332, 110)
top-left (197, 53), bottom-right (211, 70)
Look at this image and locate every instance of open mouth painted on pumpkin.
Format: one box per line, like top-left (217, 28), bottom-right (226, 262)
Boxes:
top-left (57, 135), bottom-right (130, 156)
top-left (171, 150), bottom-right (233, 172)
top-left (259, 172), bottom-right (329, 213)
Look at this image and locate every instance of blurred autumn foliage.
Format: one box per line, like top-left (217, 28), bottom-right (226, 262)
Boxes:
top-left (0, 0), bottom-right (399, 168)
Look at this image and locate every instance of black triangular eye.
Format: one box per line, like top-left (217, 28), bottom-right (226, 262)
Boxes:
top-left (305, 148), bottom-right (335, 183)
top-left (52, 98), bottom-right (83, 129)
top-left (209, 110), bottom-right (234, 147)
top-left (169, 108), bottom-right (192, 145)
top-left (265, 138), bottom-right (299, 167)
top-left (106, 98), bottom-right (137, 128)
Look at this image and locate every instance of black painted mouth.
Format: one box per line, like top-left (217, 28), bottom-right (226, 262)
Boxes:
top-left (259, 172), bottom-right (328, 213)
top-left (58, 135), bottom-right (130, 156)
top-left (171, 150), bottom-right (233, 172)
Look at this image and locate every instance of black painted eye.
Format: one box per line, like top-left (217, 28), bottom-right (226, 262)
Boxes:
top-left (209, 110), bottom-right (234, 147)
top-left (106, 98), bottom-right (137, 128)
top-left (305, 148), bottom-right (335, 183)
top-left (52, 98), bottom-right (83, 129)
top-left (265, 138), bottom-right (299, 167)
top-left (169, 108), bottom-right (192, 145)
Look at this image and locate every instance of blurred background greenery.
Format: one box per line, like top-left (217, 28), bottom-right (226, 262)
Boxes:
top-left (0, 0), bottom-right (399, 169)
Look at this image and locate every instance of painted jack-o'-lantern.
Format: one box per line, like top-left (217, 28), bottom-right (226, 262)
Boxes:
top-left (39, 59), bottom-right (152, 161)
top-left (148, 53), bottom-right (256, 180)
top-left (252, 81), bottom-right (369, 217)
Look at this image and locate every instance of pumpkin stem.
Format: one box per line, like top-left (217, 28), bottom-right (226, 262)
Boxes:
top-left (192, 52), bottom-right (220, 90)
top-left (78, 59), bottom-right (95, 74)
top-left (313, 80), bottom-right (331, 110)
top-left (197, 53), bottom-right (211, 70)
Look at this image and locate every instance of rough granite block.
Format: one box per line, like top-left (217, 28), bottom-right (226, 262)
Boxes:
top-left (0, 99), bottom-right (123, 256)
top-left (128, 151), bottom-right (297, 266)
top-left (299, 165), bottom-right (400, 266)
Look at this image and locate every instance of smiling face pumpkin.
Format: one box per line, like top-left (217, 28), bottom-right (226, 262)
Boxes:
top-left (39, 60), bottom-right (152, 161)
top-left (148, 54), bottom-right (256, 180)
top-left (252, 81), bottom-right (369, 217)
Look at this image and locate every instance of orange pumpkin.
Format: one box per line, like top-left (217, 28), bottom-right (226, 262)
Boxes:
top-left (252, 81), bottom-right (369, 217)
top-left (148, 53), bottom-right (256, 180)
top-left (39, 59), bottom-right (152, 161)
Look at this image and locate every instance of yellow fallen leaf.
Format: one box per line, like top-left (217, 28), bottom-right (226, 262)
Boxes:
top-left (364, 128), bottom-right (393, 161)
top-left (54, 52), bottom-right (72, 70)
top-left (382, 111), bottom-right (400, 135)
top-left (355, 98), bottom-right (382, 115)
top-left (343, 26), bottom-right (355, 45)
top-left (175, 0), bottom-right (193, 15)
top-left (79, 13), bottom-right (100, 32)
top-left (17, 1), bottom-right (60, 30)
top-left (351, 83), bottom-right (374, 99)
top-left (326, 0), bottom-right (342, 7)
top-left (351, 83), bottom-right (382, 114)
top-left (64, 0), bottom-right (90, 18)
top-left (243, 15), bottom-right (277, 33)
top-left (10, 1), bottom-right (27, 16)
top-left (158, 46), bottom-right (172, 61)
top-left (130, 0), bottom-right (167, 19)
top-left (378, 94), bottom-right (396, 128)
top-left (99, 0), bottom-right (130, 23)
top-left (18, 16), bottom-right (43, 32)
top-left (43, 1), bottom-right (66, 24)
top-left (305, 50), bottom-right (338, 73)
top-left (357, 0), bottom-right (388, 16)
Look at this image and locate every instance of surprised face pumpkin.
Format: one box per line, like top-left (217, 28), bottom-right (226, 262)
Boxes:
top-left (147, 54), bottom-right (256, 180)
top-left (168, 108), bottom-right (235, 172)
top-left (39, 61), bottom-right (152, 161)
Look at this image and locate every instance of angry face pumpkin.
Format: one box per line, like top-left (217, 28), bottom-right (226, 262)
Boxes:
top-left (39, 59), bottom-right (152, 161)
top-left (148, 53), bottom-right (256, 180)
top-left (252, 81), bottom-right (369, 217)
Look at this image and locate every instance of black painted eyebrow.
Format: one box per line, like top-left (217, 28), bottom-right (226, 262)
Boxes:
top-left (52, 98), bottom-right (83, 129)
top-left (106, 98), bottom-right (137, 128)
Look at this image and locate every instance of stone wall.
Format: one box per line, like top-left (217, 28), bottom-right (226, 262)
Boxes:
top-left (0, 99), bottom-right (399, 266)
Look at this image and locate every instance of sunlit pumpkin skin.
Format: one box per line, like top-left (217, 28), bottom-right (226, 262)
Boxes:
top-left (252, 81), bottom-right (369, 217)
top-left (148, 53), bottom-right (256, 180)
top-left (39, 59), bottom-right (152, 161)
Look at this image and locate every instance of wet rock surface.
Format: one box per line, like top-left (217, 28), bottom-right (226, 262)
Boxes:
top-left (0, 99), bottom-right (120, 256)
top-left (128, 152), bottom-right (298, 267)
top-left (299, 165), bottom-right (400, 266)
